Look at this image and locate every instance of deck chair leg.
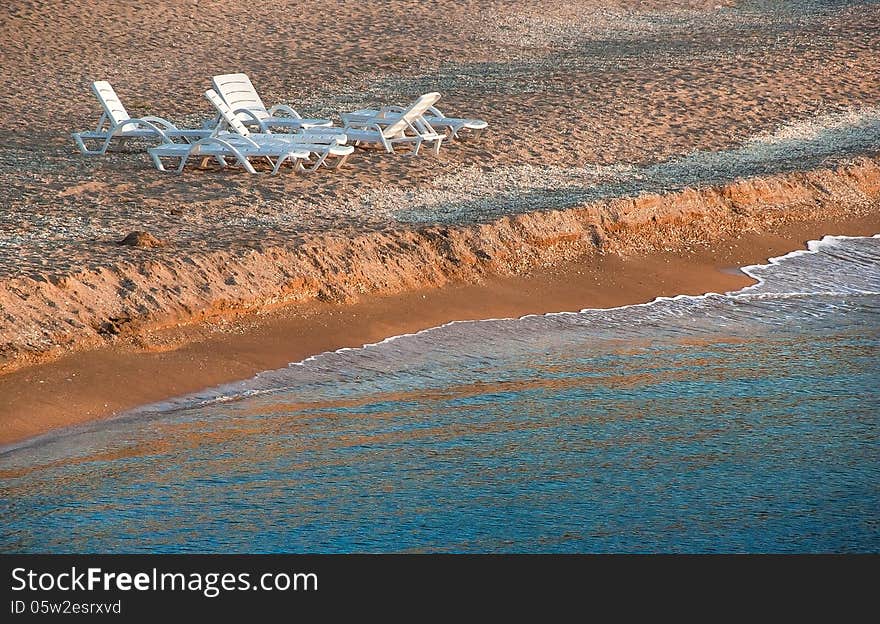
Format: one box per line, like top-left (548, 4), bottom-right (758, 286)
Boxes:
top-left (176, 154), bottom-right (191, 174)
top-left (272, 154), bottom-right (297, 174)
top-left (97, 136), bottom-right (113, 155)
top-left (236, 156), bottom-right (257, 174)
top-left (299, 152), bottom-right (329, 174)
top-left (85, 140), bottom-right (104, 156)
top-left (310, 152), bottom-right (329, 171)
top-left (295, 156), bottom-right (313, 173)
top-left (72, 133), bottom-right (102, 156)
top-left (105, 137), bottom-right (129, 153)
top-left (150, 153), bottom-right (168, 172)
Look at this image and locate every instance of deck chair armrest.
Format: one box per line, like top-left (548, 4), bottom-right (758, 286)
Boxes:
top-left (112, 119), bottom-right (172, 143)
top-left (426, 105), bottom-right (445, 118)
top-left (347, 121), bottom-right (388, 135)
top-left (139, 115), bottom-right (180, 131)
top-left (202, 113), bottom-right (221, 129)
top-left (378, 105), bottom-right (406, 118)
top-left (268, 104), bottom-right (302, 119)
top-left (192, 136), bottom-right (251, 161)
top-left (231, 107), bottom-right (270, 133)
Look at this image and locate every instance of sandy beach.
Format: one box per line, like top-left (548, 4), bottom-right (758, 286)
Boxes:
top-left (1, 0), bottom-right (879, 445)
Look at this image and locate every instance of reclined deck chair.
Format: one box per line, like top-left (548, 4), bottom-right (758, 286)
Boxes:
top-left (205, 89), bottom-right (353, 172)
top-left (211, 73), bottom-right (333, 132)
top-left (341, 92), bottom-right (445, 155)
top-left (342, 102), bottom-right (487, 140)
top-left (72, 81), bottom-right (210, 155)
top-left (148, 90), bottom-right (347, 174)
top-left (148, 91), bottom-right (308, 174)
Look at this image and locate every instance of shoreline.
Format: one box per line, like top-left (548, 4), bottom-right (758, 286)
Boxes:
top-left (1, 211), bottom-right (878, 447)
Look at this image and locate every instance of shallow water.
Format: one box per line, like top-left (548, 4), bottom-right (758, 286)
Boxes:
top-left (1, 235), bottom-right (878, 553)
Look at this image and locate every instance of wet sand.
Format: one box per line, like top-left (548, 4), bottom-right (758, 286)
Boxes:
top-left (2, 212), bottom-right (877, 447)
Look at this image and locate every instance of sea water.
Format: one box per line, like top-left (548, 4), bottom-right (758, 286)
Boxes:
top-left (1, 235), bottom-right (878, 553)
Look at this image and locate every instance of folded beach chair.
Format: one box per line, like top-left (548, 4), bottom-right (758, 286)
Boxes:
top-left (342, 102), bottom-right (487, 140)
top-left (72, 81), bottom-right (210, 155)
top-left (341, 92), bottom-right (445, 155)
top-left (211, 73), bottom-right (333, 132)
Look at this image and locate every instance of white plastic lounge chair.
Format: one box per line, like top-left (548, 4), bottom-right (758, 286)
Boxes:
top-left (72, 81), bottom-right (210, 155)
top-left (147, 136), bottom-right (308, 173)
top-left (342, 92), bottom-right (445, 155)
top-left (211, 73), bottom-right (333, 132)
top-left (149, 91), bottom-right (312, 174)
top-left (342, 103), bottom-right (487, 140)
top-left (206, 89), bottom-right (353, 172)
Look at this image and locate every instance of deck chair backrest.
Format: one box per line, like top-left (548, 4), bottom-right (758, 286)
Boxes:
top-left (91, 81), bottom-right (131, 126)
top-left (212, 73), bottom-right (269, 120)
top-left (205, 89), bottom-right (252, 137)
top-left (381, 92), bottom-right (441, 138)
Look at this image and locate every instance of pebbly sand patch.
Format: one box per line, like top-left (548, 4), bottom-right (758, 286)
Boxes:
top-left (383, 108), bottom-right (880, 223)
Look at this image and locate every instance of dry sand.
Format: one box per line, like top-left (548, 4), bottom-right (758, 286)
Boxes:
top-left (0, 0), bottom-right (879, 442)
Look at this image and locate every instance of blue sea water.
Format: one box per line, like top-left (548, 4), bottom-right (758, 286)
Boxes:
top-left (1, 235), bottom-right (878, 553)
